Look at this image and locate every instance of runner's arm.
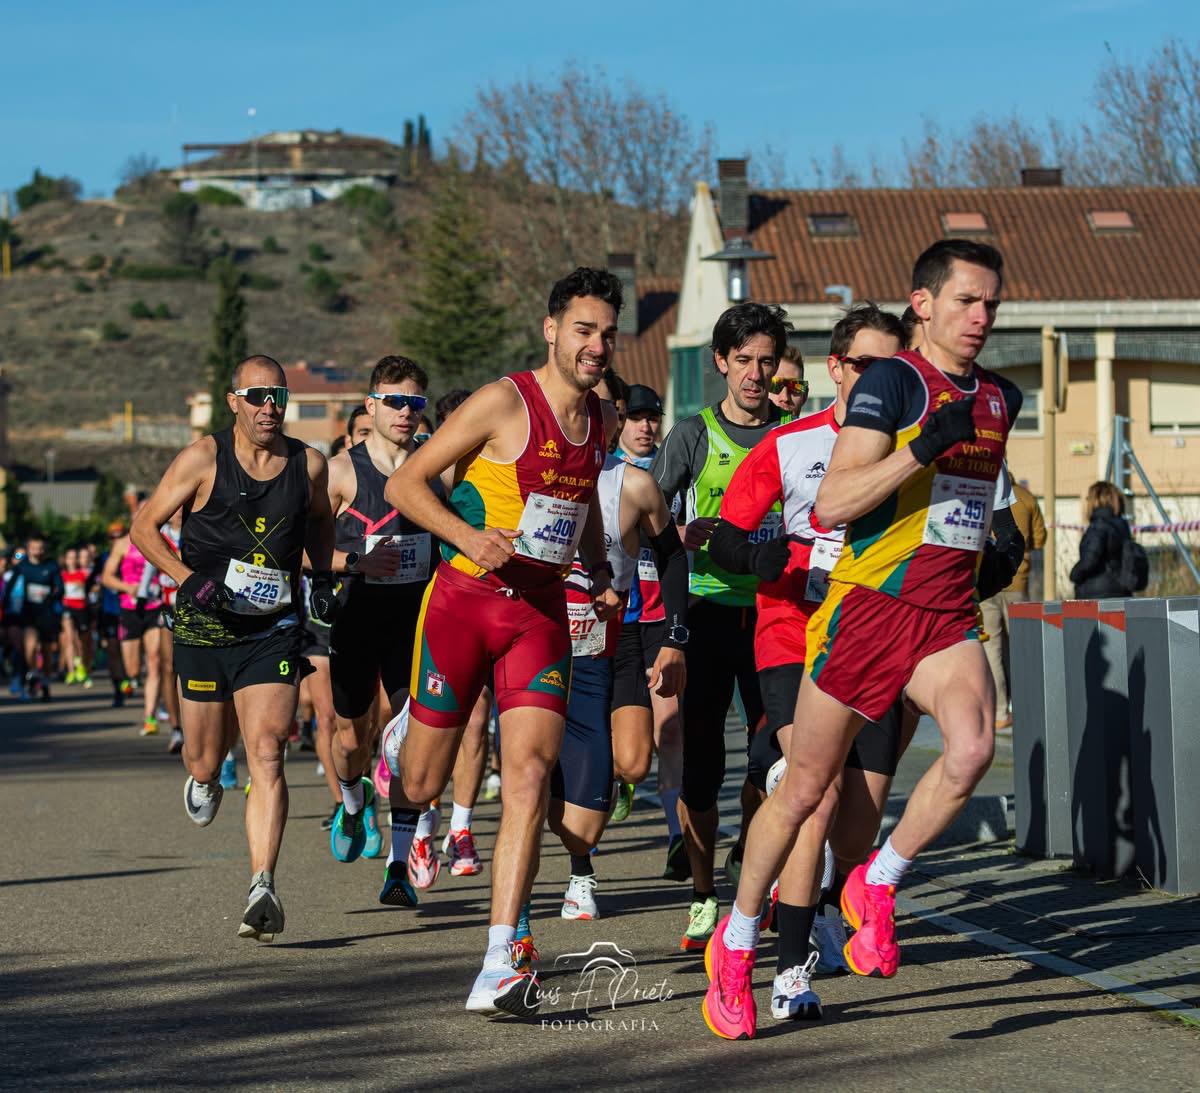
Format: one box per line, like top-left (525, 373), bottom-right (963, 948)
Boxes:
top-left (304, 447), bottom-right (335, 572)
top-left (100, 538), bottom-right (135, 595)
top-left (578, 493), bottom-right (620, 619)
top-left (130, 440), bottom-right (214, 587)
top-left (325, 451), bottom-right (357, 573)
top-left (815, 427), bottom-right (922, 528)
top-left (710, 433), bottom-right (785, 575)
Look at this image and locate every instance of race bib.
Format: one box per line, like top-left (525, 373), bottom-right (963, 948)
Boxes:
top-left (747, 511), bottom-right (782, 545)
top-left (923, 475), bottom-right (993, 552)
top-left (804, 537), bottom-right (843, 603)
top-left (637, 546), bottom-right (658, 583)
top-left (515, 493), bottom-right (588, 567)
top-left (64, 580), bottom-right (86, 601)
top-left (364, 533), bottom-right (432, 585)
top-left (224, 559), bottom-right (291, 614)
top-left (26, 583), bottom-right (50, 606)
top-left (567, 599), bottom-right (608, 657)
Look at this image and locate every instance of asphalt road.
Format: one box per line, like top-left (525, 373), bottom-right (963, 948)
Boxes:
top-left (2, 688), bottom-right (1196, 1090)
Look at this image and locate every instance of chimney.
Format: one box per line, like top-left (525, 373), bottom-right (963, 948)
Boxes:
top-left (607, 253), bottom-right (638, 336)
top-left (717, 158), bottom-right (749, 236)
top-left (1021, 167), bottom-right (1063, 188)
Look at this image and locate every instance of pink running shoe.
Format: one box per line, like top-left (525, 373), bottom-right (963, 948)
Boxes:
top-left (373, 754), bottom-right (391, 801)
top-left (841, 850), bottom-right (900, 978)
top-left (701, 914), bottom-right (757, 1040)
top-left (441, 828), bottom-right (483, 876)
top-left (407, 834), bottom-right (440, 890)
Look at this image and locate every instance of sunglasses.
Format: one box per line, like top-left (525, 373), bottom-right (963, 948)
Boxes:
top-left (234, 385), bottom-right (289, 409)
top-left (368, 392), bottom-right (429, 414)
top-left (770, 376), bottom-right (810, 400)
top-left (835, 355), bottom-right (882, 371)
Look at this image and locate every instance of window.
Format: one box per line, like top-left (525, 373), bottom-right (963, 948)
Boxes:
top-left (1087, 209), bottom-right (1135, 233)
top-left (1012, 386), bottom-right (1042, 433)
top-left (1150, 375), bottom-right (1200, 431)
top-left (807, 212), bottom-right (857, 238)
top-left (298, 403), bottom-right (327, 420)
top-left (941, 211), bottom-right (989, 234)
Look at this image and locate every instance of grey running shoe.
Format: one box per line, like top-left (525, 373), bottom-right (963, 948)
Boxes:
top-left (771, 952), bottom-right (822, 1020)
top-left (811, 907), bottom-right (850, 975)
top-left (183, 776), bottom-right (223, 827)
top-left (238, 871), bottom-right (285, 942)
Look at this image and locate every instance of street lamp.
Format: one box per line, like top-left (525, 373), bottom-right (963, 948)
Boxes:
top-left (248, 107), bottom-right (259, 205)
top-left (702, 237), bottom-right (773, 303)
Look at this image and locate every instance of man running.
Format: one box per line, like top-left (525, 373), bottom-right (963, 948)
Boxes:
top-left (130, 354), bottom-right (338, 942)
top-left (4, 535), bottom-right (63, 701)
top-left (324, 355), bottom-right (434, 874)
top-left (704, 239), bottom-right (1020, 1037)
top-left (383, 267), bottom-right (622, 1019)
top-left (651, 301), bottom-right (787, 953)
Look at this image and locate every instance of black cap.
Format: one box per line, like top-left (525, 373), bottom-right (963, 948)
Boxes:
top-left (625, 384), bottom-right (663, 416)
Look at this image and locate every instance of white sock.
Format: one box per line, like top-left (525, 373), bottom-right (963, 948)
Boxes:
top-left (338, 777), bottom-right (365, 815)
top-left (724, 903), bottom-right (761, 951)
top-left (486, 924), bottom-right (516, 961)
top-left (661, 788), bottom-right (682, 838)
top-left (415, 807), bottom-right (439, 839)
top-left (820, 841), bottom-right (836, 891)
top-left (386, 810), bottom-right (418, 867)
top-left (450, 803), bottom-right (473, 832)
top-left (866, 837), bottom-right (914, 887)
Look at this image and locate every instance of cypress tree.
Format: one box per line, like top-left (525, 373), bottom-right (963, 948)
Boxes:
top-left (207, 258), bottom-right (248, 431)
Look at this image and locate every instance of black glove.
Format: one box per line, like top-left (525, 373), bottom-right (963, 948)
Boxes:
top-left (909, 396), bottom-right (976, 466)
top-left (309, 571), bottom-right (340, 625)
top-left (976, 540), bottom-right (1018, 601)
top-left (178, 571), bottom-right (235, 614)
top-left (749, 534), bottom-right (792, 583)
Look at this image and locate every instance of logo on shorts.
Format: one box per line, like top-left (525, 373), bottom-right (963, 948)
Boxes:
top-left (187, 679), bottom-right (217, 692)
top-left (426, 670), bottom-right (446, 697)
top-left (278, 659), bottom-right (290, 676)
top-left (538, 669), bottom-right (566, 691)
top-left (539, 439), bottom-right (562, 460)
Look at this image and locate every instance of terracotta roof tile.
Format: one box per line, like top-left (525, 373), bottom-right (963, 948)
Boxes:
top-left (614, 277), bottom-right (678, 399)
top-left (743, 187), bottom-right (1200, 304)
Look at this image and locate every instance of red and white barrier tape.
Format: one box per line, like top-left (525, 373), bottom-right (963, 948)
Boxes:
top-left (1050, 520), bottom-right (1200, 534)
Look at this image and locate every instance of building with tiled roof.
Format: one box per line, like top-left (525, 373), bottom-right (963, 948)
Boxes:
top-left (667, 161), bottom-right (1200, 581)
top-left (612, 273), bottom-right (678, 400)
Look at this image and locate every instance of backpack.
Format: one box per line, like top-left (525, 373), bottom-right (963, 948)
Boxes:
top-left (1119, 537), bottom-right (1149, 594)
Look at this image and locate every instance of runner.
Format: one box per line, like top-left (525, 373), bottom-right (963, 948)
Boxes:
top-left (130, 354), bottom-right (338, 943)
top-left (60, 546), bottom-right (94, 687)
top-left (324, 355), bottom-right (434, 873)
top-left (768, 345), bottom-right (809, 421)
top-left (549, 373), bottom-right (688, 922)
top-left (298, 572), bottom-right (342, 828)
top-left (102, 496), bottom-right (166, 737)
top-left (94, 522), bottom-right (128, 707)
top-left (651, 301), bottom-right (787, 953)
top-left (157, 511), bottom-right (185, 754)
top-left (703, 239), bottom-right (1021, 1038)
top-left (3, 534), bottom-right (63, 701)
top-left (383, 267), bottom-right (622, 1018)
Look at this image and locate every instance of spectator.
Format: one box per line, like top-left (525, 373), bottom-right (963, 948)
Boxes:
top-left (1069, 481), bottom-right (1132, 598)
top-left (981, 479), bottom-right (1046, 730)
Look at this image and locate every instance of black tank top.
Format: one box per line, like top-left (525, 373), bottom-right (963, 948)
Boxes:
top-left (176, 429), bottom-right (310, 645)
top-left (335, 440), bottom-right (438, 603)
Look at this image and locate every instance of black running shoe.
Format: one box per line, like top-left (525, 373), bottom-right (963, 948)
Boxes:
top-left (663, 835), bottom-right (692, 882)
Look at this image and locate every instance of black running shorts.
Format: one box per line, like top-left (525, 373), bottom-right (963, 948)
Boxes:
top-left (329, 586), bottom-right (421, 719)
top-left (175, 624), bottom-right (308, 703)
top-left (611, 619), bottom-right (666, 711)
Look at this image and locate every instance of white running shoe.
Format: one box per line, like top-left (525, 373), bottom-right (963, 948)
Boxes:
top-left (766, 756), bottom-right (787, 796)
top-left (811, 907), bottom-right (850, 975)
top-left (770, 952), bottom-right (822, 1020)
top-left (465, 945), bottom-right (540, 1018)
top-left (183, 776), bottom-right (223, 827)
top-left (238, 871), bottom-right (285, 942)
top-left (382, 699), bottom-right (410, 778)
top-left (561, 874), bottom-right (599, 920)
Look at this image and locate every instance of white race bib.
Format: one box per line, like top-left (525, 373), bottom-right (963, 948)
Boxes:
top-left (747, 511), bottom-right (782, 545)
top-left (515, 493), bottom-right (588, 566)
top-left (26, 583), bottom-right (50, 606)
top-left (923, 475), bottom-right (993, 552)
top-left (637, 546), bottom-right (658, 583)
top-left (567, 599), bottom-right (608, 657)
top-left (364, 533), bottom-right (432, 585)
top-left (223, 559), bottom-right (291, 614)
top-left (64, 580), bottom-right (86, 601)
top-left (804, 537), bottom-right (843, 603)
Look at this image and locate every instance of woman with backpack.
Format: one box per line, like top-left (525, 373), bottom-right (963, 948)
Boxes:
top-left (1069, 481), bottom-right (1148, 598)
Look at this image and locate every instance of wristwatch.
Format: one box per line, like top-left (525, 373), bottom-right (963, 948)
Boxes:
top-left (665, 622), bottom-right (690, 647)
top-left (344, 550), bottom-right (361, 573)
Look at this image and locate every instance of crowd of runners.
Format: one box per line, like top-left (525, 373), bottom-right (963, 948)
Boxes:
top-left (12, 237), bottom-right (1028, 1038)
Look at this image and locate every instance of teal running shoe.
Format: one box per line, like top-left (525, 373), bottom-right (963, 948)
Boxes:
top-left (378, 860), bottom-right (418, 907)
top-left (361, 779), bottom-right (382, 859)
top-left (330, 800), bottom-right (367, 863)
top-left (219, 753), bottom-right (238, 789)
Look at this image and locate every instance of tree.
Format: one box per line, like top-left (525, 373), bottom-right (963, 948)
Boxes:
top-left (117, 153), bottom-right (160, 195)
top-left (16, 168), bottom-right (81, 211)
top-left (93, 471), bottom-right (128, 522)
top-left (395, 161), bottom-right (512, 390)
top-left (160, 192), bottom-right (207, 268)
top-left (1, 471), bottom-right (34, 544)
top-left (206, 258), bottom-right (248, 432)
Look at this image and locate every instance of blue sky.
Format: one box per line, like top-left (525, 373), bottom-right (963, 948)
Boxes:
top-left (3, 0), bottom-right (1197, 198)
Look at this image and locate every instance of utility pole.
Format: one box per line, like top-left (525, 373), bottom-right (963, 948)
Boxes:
top-left (1041, 326), bottom-right (1059, 600)
top-left (1, 191), bottom-right (11, 279)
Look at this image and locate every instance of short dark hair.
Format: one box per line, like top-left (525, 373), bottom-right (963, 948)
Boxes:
top-left (346, 404), bottom-right (369, 433)
top-left (547, 267), bottom-right (624, 320)
top-left (778, 344), bottom-right (804, 377)
top-left (601, 366), bottom-right (629, 406)
top-left (829, 301), bottom-right (905, 358)
top-left (231, 354), bottom-right (284, 390)
top-left (435, 388), bottom-right (472, 425)
top-left (912, 239), bottom-right (1004, 297)
top-left (369, 354), bottom-right (428, 392)
top-left (900, 305), bottom-right (920, 347)
top-left (329, 435), bottom-right (348, 457)
top-left (711, 302), bottom-right (792, 362)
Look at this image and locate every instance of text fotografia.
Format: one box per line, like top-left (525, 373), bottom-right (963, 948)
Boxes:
top-left (537, 942), bottom-right (674, 1027)
top-left (540, 1017), bottom-right (661, 1032)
